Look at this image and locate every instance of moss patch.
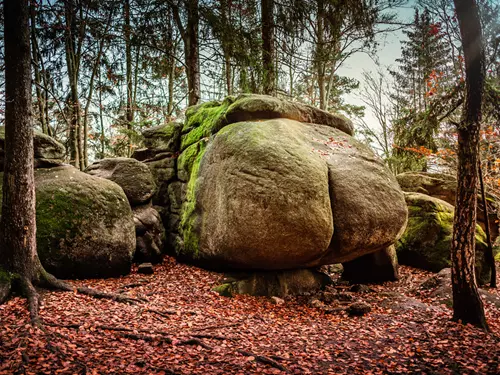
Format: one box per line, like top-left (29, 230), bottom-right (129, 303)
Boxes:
top-left (212, 283), bottom-right (233, 297)
top-left (180, 98), bottom-right (236, 151)
top-left (398, 193), bottom-right (494, 284)
top-left (179, 140), bottom-right (207, 257)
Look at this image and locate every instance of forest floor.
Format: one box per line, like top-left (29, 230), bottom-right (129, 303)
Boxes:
top-left (0, 257), bottom-right (499, 375)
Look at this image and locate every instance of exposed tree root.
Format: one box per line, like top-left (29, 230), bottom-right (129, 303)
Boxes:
top-left (192, 321), bottom-right (242, 331)
top-left (39, 271), bottom-right (146, 304)
top-left (119, 332), bottom-right (173, 344)
top-left (238, 350), bottom-right (288, 372)
top-left (0, 279), bottom-right (11, 304)
top-left (0, 262), bottom-right (147, 326)
top-left (177, 338), bottom-right (213, 350)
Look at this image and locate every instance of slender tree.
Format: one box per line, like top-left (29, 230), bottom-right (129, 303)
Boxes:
top-left (0, 0), bottom-right (39, 315)
top-left (451, 0), bottom-right (488, 329)
top-left (261, 0), bottom-right (275, 95)
top-left (172, 0), bottom-right (200, 106)
top-left (0, 0), bottom-right (139, 321)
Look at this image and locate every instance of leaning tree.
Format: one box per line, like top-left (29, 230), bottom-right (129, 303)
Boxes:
top-left (451, 0), bottom-right (489, 329)
top-left (0, 0), bottom-right (139, 324)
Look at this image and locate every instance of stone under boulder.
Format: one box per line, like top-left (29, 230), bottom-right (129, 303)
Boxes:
top-left (0, 166), bottom-right (136, 279)
top-left (0, 127), bottom-right (65, 171)
top-left (396, 192), bottom-right (496, 284)
top-left (342, 246), bottom-right (399, 283)
top-left (397, 171), bottom-right (499, 242)
top-left (173, 95), bottom-right (408, 272)
top-left (213, 269), bottom-right (332, 297)
top-left (86, 157), bottom-right (156, 206)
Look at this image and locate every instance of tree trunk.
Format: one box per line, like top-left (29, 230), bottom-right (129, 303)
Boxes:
top-left (172, 0), bottom-right (200, 106)
top-left (451, 0), bottom-right (488, 330)
top-left (29, 0), bottom-right (47, 134)
top-left (478, 163), bottom-right (497, 288)
top-left (261, 0), bottom-right (275, 95)
top-left (124, 0), bottom-right (133, 156)
top-left (0, 0), bottom-right (42, 319)
top-left (64, 0), bottom-right (80, 168)
top-left (186, 0), bottom-right (200, 106)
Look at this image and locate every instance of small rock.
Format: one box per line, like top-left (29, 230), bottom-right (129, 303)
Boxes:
top-left (337, 292), bottom-right (354, 302)
top-left (270, 296), bottom-right (285, 305)
top-left (318, 291), bottom-right (337, 304)
top-left (347, 302), bottom-right (372, 316)
top-left (138, 263), bottom-right (154, 274)
top-left (308, 298), bottom-right (325, 309)
top-left (350, 284), bottom-right (371, 293)
top-left (323, 307), bottom-right (346, 315)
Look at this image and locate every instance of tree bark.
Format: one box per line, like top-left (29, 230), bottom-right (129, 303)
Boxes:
top-left (1, 0), bottom-right (37, 279)
top-left (451, 0), bottom-right (488, 329)
top-left (29, 0), bottom-right (47, 135)
top-left (261, 0), bottom-right (275, 95)
top-left (64, 0), bottom-right (81, 168)
top-left (0, 0), bottom-right (42, 320)
top-left (172, 0), bottom-right (200, 106)
top-left (478, 163), bottom-right (497, 288)
top-left (124, 0), bottom-right (134, 156)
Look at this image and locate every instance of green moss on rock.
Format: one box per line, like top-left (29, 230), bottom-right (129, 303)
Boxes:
top-left (181, 99), bottom-right (235, 151)
top-left (397, 192), bottom-right (496, 284)
top-left (179, 140), bottom-right (207, 258)
top-left (0, 166), bottom-right (136, 279)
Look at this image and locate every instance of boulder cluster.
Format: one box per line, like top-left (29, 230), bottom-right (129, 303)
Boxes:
top-left (0, 95), bottom-right (497, 292)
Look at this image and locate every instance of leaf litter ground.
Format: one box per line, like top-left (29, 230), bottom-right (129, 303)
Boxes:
top-left (0, 257), bottom-right (499, 374)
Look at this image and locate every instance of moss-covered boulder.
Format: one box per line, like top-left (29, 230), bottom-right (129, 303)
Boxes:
top-left (180, 118), bottom-right (407, 270)
top-left (396, 192), bottom-right (496, 284)
top-left (86, 157), bottom-right (156, 206)
top-left (397, 171), bottom-right (499, 243)
top-left (0, 166), bottom-right (136, 279)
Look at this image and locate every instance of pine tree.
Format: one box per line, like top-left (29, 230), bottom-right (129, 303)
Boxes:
top-left (390, 8), bottom-right (454, 171)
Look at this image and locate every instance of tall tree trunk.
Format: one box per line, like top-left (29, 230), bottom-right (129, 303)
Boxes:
top-left (124, 0), bottom-right (133, 156)
top-left (0, 5), bottom-right (143, 316)
top-left (29, 0), bottom-right (47, 134)
top-left (172, 0), bottom-right (200, 106)
top-left (261, 0), bottom-right (275, 95)
top-left (98, 63), bottom-right (106, 159)
top-left (1, 0), bottom-right (37, 287)
top-left (186, 0), bottom-right (200, 105)
top-left (451, 0), bottom-right (488, 330)
top-left (478, 163), bottom-right (497, 288)
top-left (64, 0), bottom-right (80, 168)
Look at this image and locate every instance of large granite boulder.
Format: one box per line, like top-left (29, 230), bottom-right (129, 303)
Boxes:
top-left (86, 157), bottom-right (156, 206)
top-left (396, 192), bottom-right (496, 284)
top-left (173, 95), bottom-right (408, 271)
top-left (0, 166), bottom-right (136, 279)
top-left (397, 171), bottom-right (499, 242)
top-left (0, 127), bottom-right (65, 170)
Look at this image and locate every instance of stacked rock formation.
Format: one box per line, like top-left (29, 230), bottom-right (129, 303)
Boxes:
top-left (86, 158), bottom-right (165, 263)
top-left (134, 94), bottom-right (409, 293)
